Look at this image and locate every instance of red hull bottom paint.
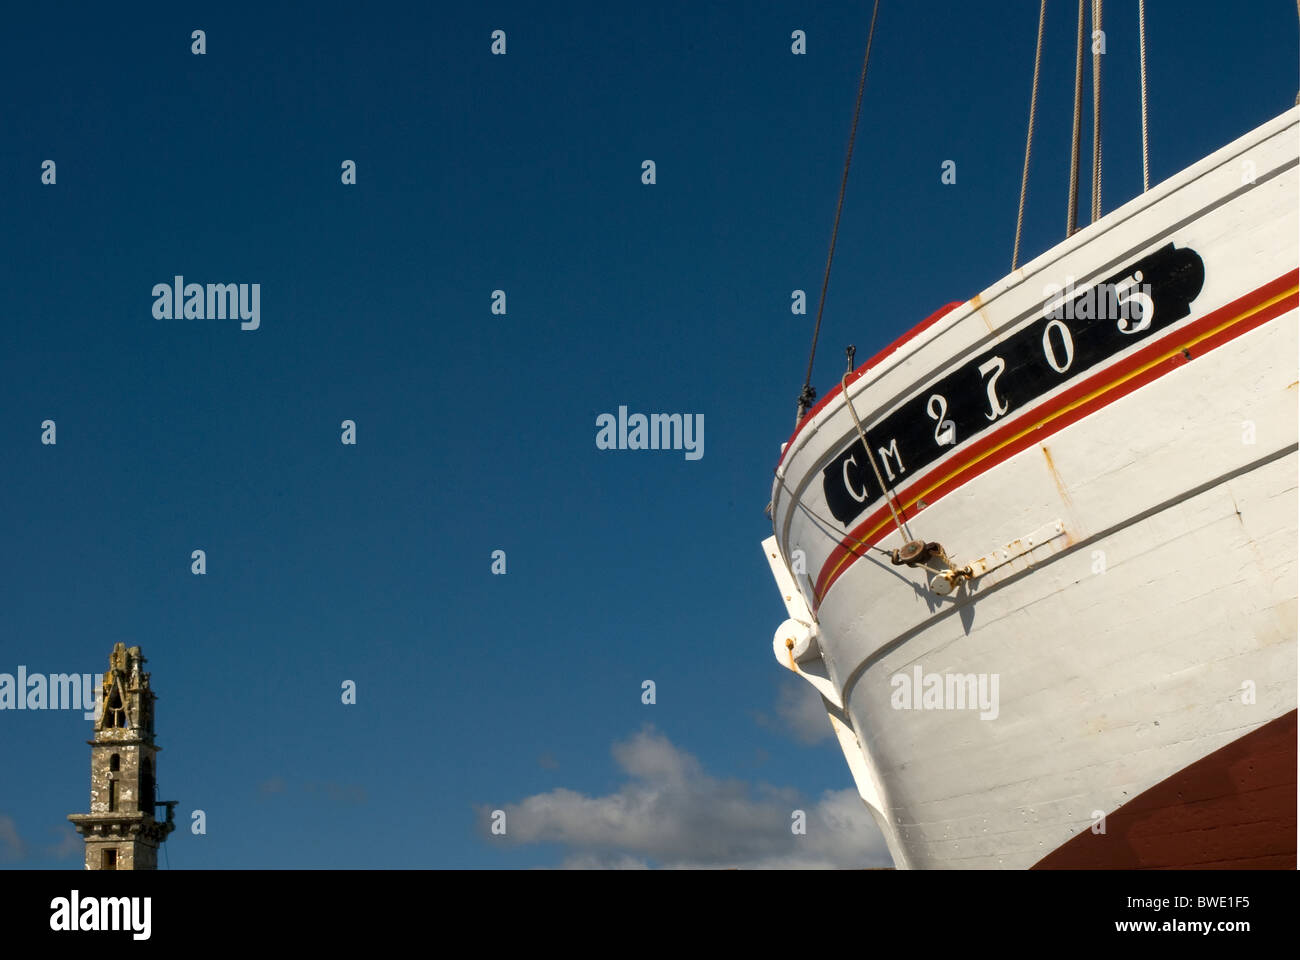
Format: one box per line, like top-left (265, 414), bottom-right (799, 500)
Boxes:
top-left (1033, 710), bottom-right (1298, 869)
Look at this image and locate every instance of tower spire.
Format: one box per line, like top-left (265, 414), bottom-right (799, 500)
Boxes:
top-left (67, 643), bottom-right (175, 869)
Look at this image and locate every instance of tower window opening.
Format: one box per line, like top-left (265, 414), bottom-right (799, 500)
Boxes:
top-left (109, 754), bottom-right (120, 771)
top-left (105, 685), bottom-right (126, 728)
top-left (102, 848), bottom-right (116, 870)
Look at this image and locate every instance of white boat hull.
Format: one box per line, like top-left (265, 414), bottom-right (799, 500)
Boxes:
top-left (767, 107), bottom-right (1299, 869)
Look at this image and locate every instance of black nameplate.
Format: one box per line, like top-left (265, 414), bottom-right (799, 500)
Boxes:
top-left (822, 243), bottom-right (1204, 526)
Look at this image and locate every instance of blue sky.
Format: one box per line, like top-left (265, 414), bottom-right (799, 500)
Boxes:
top-left (1, 1), bottom-right (1295, 868)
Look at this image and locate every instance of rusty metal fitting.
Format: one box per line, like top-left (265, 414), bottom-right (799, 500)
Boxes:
top-left (891, 540), bottom-right (944, 567)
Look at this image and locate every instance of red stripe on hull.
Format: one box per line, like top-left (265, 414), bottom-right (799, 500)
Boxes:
top-left (1033, 710), bottom-right (1298, 869)
top-left (811, 270), bottom-right (1299, 608)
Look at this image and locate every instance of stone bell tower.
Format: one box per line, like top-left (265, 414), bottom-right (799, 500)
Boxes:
top-left (67, 643), bottom-right (175, 869)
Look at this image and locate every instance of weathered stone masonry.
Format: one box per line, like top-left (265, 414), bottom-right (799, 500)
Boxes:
top-left (67, 643), bottom-right (174, 870)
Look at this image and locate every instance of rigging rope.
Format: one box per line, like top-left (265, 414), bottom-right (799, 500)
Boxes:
top-left (796, 0), bottom-right (882, 425)
top-left (1067, 0), bottom-right (1086, 236)
top-left (1012, 0), bottom-right (1048, 270)
top-left (841, 370), bottom-right (912, 544)
top-left (771, 469), bottom-right (894, 562)
top-left (1138, 0), bottom-right (1149, 192)
top-left (1091, 0), bottom-right (1103, 223)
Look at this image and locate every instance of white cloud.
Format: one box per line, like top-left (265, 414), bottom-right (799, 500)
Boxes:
top-left (774, 678), bottom-right (834, 744)
top-left (480, 727), bottom-right (891, 869)
top-left (46, 823), bottom-right (82, 861)
top-left (751, 677), bottom-right (835, 745)
top-left (0, 815), bottom-right (25, 862)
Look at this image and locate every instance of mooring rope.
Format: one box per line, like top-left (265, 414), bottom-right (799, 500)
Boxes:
top-left (1091, 0), bottom-right (1103, 223)
top-left (841, 370), bottom-right (912, 543)
top-left (1067, 0), bottom-right (1086, 235)
top-left (1013, 0), bottom-right (1048, 270)
top-left (1138, 0), bottom-right (1150, 192)
top-left (796, 0), bottom-right (882, 425)
top-left (771, 469), bottom-right (895, 564)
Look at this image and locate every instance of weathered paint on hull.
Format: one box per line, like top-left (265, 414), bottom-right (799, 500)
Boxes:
top-left (767, 106), bottom-right (1299, 869)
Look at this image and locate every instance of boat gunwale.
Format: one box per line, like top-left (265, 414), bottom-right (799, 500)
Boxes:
top-left (773, 105), bottom-right (1300, 483)
top-left (770, 106), bottom-right (1300, 549)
